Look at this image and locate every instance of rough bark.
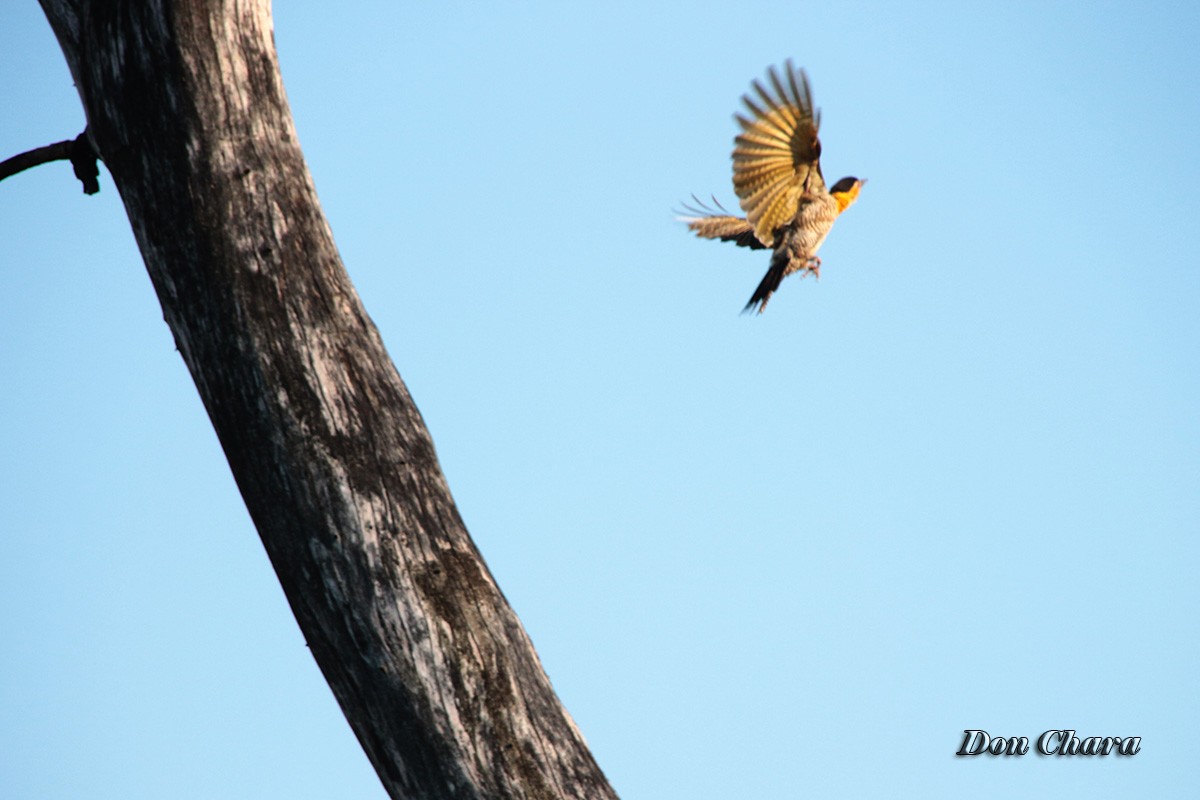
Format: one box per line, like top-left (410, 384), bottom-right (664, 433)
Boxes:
top-left (35, 2), bottom-right (618, 798)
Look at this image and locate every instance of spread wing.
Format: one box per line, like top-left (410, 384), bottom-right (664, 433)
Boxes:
top-left (732, 61), bottom-right (826, 247)
top-left (676, 195), bottom-right (769, 250)
top-left (686, 216), bottom-right (766, 250)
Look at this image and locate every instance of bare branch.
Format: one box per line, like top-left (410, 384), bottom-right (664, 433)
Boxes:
top-left (0, 139), bottom-right (72, 180)
top-left (0, 131), bottom-right (99, 194)
top-left (29, 2), bottom-right (615, 797)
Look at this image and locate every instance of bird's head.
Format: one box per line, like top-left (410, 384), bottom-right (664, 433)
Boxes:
top-left (830, 176), bottom-right (866, 214)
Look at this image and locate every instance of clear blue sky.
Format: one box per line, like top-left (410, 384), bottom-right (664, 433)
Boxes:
top-left (2, 1), bottom-right (1197, 797)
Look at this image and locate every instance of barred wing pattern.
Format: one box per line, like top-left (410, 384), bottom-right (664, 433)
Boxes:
top-left (685, 216), bottom-right (767, 250)
top-left (677, 196), bottom-right (768, 250)
top-left (732, 61), bottom-right (826, 247)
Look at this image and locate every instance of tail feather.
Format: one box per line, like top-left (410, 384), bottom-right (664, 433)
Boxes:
top-left (743, 254), bottom-right (788, 314)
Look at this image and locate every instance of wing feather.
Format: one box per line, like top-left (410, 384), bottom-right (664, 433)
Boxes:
top-left (676, 196), bottom-right (769, 250)
top-left (731, 61), bottom-right (826, 247)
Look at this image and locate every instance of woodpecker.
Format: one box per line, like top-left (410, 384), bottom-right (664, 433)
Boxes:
top-left (681, 61), bottom-right (864, 313)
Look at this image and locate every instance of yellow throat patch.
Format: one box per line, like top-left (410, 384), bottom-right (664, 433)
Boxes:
top-left (832, 183), bottom-right (862, 215)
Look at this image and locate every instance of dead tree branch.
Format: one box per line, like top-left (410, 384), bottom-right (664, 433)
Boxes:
top-left (0, 131), bottom-right (100, 194)
top-left (31, 1), bottom-right (617, 797)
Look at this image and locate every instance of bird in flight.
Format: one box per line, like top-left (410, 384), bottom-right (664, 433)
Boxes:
top-left (680, 61), bottom-right (864, 313)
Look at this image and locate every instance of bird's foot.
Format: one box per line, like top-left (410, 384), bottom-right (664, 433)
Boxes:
top-left (806, 256), bottom-right (821, 280)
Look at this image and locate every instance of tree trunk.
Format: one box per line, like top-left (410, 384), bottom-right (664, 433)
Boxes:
top-left (36, 2), bottom-right (618, 798)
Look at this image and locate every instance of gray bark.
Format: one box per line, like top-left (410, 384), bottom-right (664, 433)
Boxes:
top-left (35, 1), bottom-right (618, 798)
